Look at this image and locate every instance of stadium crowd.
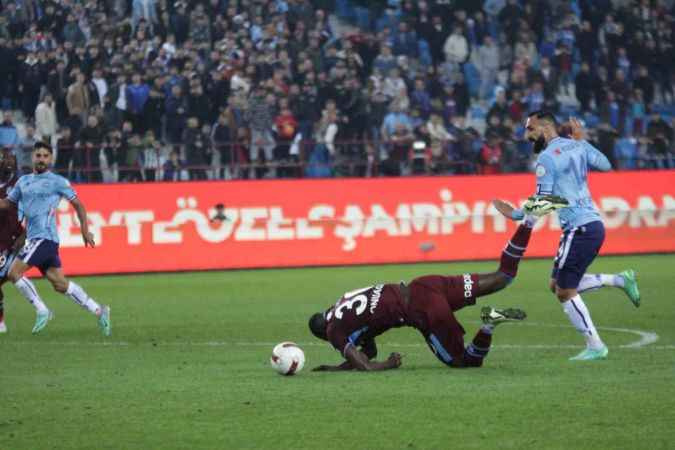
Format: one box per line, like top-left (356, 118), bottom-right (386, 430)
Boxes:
top-left (0, 0), bottom-right (674, 181)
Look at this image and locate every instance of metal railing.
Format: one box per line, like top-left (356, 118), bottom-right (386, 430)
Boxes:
top-left (6, 140), bottom-right (674, 182)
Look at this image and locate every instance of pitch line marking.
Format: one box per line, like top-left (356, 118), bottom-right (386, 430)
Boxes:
top-left (0, 323), bottom-right (661, 349)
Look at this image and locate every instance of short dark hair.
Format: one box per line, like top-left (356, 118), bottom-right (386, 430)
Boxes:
top-left (528, 110), bottom-right (558, 126)
top-left (308, 312), bottom-right (327, 340)
top-left (34, 141), bottom-right (53, 154)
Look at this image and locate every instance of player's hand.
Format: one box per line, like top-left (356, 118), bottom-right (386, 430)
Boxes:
top-left (567, 117), bottom-right (586, 141)
top-left (387, 352), bottom-right (402, 369)
top-left (492, 199), bottom-right (516, 219)
top-left (82, 231), bottom-right (95, 248)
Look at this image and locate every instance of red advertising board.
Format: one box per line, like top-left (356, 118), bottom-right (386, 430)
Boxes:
top-left (52, 170), bottom-right (674, 275)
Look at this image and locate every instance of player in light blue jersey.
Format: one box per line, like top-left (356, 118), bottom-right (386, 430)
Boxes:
top-left (494, 111), bottom-right (640, 361)
top-left (0, 141), bottom-right (111, 336)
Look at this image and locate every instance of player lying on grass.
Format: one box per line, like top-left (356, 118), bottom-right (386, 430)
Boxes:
top-left (0, 142), bottom-right (111, 336)
top-left (493, 112), bottom-right (640, 361)
top-left (308, 202), bottom-right (560, 371)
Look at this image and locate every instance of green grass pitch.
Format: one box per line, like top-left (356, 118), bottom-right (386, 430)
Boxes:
top-left (1, 254), bottom-right (674, 450)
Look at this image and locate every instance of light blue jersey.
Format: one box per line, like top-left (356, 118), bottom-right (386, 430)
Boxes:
top-left (7, 171), bottom-right (76, 243)
top-left (535, 137), bottom-right (612, 230)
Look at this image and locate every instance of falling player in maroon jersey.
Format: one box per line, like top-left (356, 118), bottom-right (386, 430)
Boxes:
top-left (308, 207), bottom-right (540, 371)
top-left (0, 149), bottom-right (26, 333)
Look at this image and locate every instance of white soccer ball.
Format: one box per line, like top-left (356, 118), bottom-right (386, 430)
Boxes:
top-left (270, 342), bottom-right (305, 376)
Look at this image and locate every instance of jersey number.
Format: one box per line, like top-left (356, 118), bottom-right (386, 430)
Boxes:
top-left (333, 286), bottom-right (371, 320)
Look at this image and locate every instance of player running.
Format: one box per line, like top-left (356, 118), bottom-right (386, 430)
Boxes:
top-left (0, 141), bottom-right (111, 336)
top-left (308, 210), bottom-right (550, 371)
top-left (0, 149), bottom-right (27, 333)
top-left (493, 111), bottom-right (640, 361)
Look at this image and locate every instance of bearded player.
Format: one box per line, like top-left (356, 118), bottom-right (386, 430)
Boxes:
top-left (493, 112), bottom-right (640, 361)
top-left (308, 207), bottom-right (559, 371)
top-left (0, 142), bottom-right (111, 335)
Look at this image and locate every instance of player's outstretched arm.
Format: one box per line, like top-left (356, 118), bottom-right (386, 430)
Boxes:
top-left (70, 198), bottom-right (95, 247)
top-left (312, 361), bottom-right (355, 372)
top-left (493, 199), bottom-right (523, 221)
top-left (344, 346), bottom-right (402, 371)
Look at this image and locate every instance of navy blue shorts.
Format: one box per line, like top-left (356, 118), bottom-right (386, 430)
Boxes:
top-left (551, 221), bottom-right (605, 289)
top-left (18, 239), bottom-right (62, 274)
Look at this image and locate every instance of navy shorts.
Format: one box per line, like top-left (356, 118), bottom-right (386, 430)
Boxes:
top-left (0, 249), bottom-right (17, 279)
top-left (18, 239), bottom-right (62, 274)
top-left (551, 221), bottom-right (605, 289)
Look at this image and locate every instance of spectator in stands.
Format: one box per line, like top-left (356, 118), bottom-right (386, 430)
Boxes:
top-left (474, 36), bottom-right (500, 99)
top-left (479, 132), bottom-right (503, 175)
top-left (614, 133), bottom-right (638, 170)
top-left (646, 113), bottom-right (673, 169)
top-left (78, 115), bottom-right (104, 182)
top-left (381, 101), bottom-right (412, 142)
top-left (16, 124), bottom-right (37, 174)
top-left (165, 84), bottom-right (187, 144)
top-left (212, 110), bottom-right (232, 179)
top-left (575, 63), bottom-right (596, 113)
top-left (18, 52), bottom-right (43, 120)
top-left (0, 111), bottom-right (19, 151)
top-left (246, 85), bottom-right (275, 178)
top-left (163, 148), bottom-right (186, 181)
top-left (141, 130), bottom-right (162, 181)
top-left (184, 117), bottom-right (208, 180)
top-left (66, 71), bottom-right (90, 133)
top-left (123, 133), bottom-right (144, 182)
top-left (443, 26), bottom-right (469, 65)
top-left (126, 73), bottom-right (150, 133)
top-left (55, 126), bottom-right (75, 178)
top-left (274, 102), bottom-right (299, 178)
top-left (35, 93), bottom-right (58, 144)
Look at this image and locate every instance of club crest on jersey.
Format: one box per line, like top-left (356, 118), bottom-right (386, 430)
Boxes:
top-left (463, 274), bottom-right (474, 298)
top-left (535, 164), bottom-right (546, 177)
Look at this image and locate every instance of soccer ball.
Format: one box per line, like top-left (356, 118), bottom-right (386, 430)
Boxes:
top-left (270, 342), bottom-right (305, 376)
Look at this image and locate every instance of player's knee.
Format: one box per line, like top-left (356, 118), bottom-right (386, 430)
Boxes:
top-left (52, 279), bottom-right (68, 293)
top-left (7, 269), bottom-right (20, 283)
top-left (555, 287), bottom-right (576, 302)
top-left (497, 272), bottom-right (513, 289)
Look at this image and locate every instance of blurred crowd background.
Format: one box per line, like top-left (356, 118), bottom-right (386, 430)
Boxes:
top-left (0, 0), bottom-right (674, 182)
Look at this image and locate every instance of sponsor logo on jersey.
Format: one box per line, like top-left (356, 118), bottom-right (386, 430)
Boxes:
top-left (463, 273), bottom-right (474, 298)
top-left (369, 284), bottom-right (384, 313)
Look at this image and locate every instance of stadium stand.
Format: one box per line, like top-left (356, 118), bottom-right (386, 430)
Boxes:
top-left (0, 0), bottom-right (673, 181)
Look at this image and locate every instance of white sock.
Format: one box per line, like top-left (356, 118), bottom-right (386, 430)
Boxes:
top-left (480, 324), bottom-right (495, 334)
top-left (523, 214), bottom-right (537, 227)
top-left (561, 295), bottom-right (604, 350)
top-left (578, 273), bottom-right (624, 293)
top-left (14, 277), bottom-right (49, 313)
top-left (66, 282), bottom-right (101, 315)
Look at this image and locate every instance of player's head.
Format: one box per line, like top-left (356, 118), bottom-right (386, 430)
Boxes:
top-left (525, 110), bottom-right (558, 153)
top-left (308, 312), bottom-right (328, 341)
top-left (0, 147), bottom-right (17, 181)
top-left (32, 141), bottom-right (53, 173)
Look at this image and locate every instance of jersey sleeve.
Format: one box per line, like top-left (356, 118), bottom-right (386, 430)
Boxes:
top-left (534, 153), bottom-right (555, 195)
top-left (327, 326), bottom-right (350, 356)
top-left (583, 141), bottom-right (612, 171)
top-left (58, 177), bottom-right (77, 200)
top-left (6, 181), bottom-right (21, 204)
